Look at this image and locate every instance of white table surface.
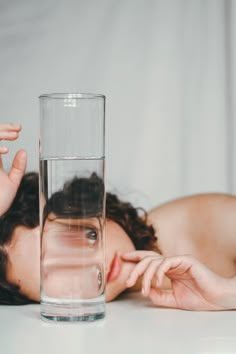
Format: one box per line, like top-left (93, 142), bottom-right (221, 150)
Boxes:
top-left (1, 292), bottom-right (236, 354)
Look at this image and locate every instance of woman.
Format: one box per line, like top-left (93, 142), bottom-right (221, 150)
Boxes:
top-left (1, 123), bottom-right (236, 309)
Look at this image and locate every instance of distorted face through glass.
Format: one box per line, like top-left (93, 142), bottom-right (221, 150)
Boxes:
top-left (40, 174), bottom-right (105, 301)
top-left (41, 214), bottom-right (105, 299)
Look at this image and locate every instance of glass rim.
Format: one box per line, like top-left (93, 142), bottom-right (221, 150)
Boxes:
top-left (39, 93), bottom-right (105, 100)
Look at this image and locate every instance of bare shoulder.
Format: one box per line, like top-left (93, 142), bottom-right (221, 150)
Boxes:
top-left (147, 193), bottom-right (236, 263)
top-left (148, 193), bottom-right (236, 221)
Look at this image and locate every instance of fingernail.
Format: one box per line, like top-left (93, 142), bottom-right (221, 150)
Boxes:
top-left (122, 253), bottom-right (129, 257)
top-left (126, 279), bottom-right (133, 287)
top-left (141, 288), bottom-right (146, 296)
top-left (10, 124), bottom-right (21, 129)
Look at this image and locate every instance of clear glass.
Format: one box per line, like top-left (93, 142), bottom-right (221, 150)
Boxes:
top-left (39, 93), bottom-right (106, 322)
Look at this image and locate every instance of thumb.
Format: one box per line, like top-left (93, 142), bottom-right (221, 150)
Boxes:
top-left (8, 150), bottom-right (27, 186)
top-left (149, 288), bottom-right (178, 309)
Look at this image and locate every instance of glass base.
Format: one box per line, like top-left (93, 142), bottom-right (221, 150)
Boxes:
top-left (41, 312), bottom-right (105, 322)
top-left (41, 296), bottom-right (105, 323)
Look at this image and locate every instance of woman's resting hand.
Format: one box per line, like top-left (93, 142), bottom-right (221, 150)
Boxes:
top-left (0, 123), bottom-right (27, 216)
top-left (123, 251), bottom-right (236, 311)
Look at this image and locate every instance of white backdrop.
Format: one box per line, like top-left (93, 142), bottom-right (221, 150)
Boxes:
top-left (0, 0), bottom-right (235, 210)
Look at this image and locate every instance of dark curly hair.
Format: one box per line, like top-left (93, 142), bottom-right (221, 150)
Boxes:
top-left (0, 172), bottom-right (158, 305)
top-left (0, 172), bottom-right (39, 305)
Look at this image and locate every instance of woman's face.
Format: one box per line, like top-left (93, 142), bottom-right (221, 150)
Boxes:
top-left (6, 219), bottom-right (136, 303)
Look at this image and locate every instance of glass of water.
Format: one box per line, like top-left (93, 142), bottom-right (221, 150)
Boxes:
top-left (39, 93), bottom-right (106, 322)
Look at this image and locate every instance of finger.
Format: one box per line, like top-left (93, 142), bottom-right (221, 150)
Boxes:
top-left (0, 123), bottom-right (21, 132)
top-left (8, 150), bottom-right (27, 187)
top-left (156, 257), bottom-right (189, 286)
top-left (149, 288), bottom-right (178, 309)
top-left (126, 255), bottom-right (162, 287)
top-left (0, 131), bottom-right (19, 141)
top-left (142, 258), bottom-right (163, 296)
top-left (122, 250), bottom-right (159, 262)
top-left (0, 146), bottom-right (8, 154)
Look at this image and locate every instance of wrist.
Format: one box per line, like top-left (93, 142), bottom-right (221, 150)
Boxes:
top-left (220, 276), bottom-right (236, 309)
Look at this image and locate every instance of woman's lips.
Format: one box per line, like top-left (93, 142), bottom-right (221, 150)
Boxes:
top-left (106, 253), bottom-right (121, 283)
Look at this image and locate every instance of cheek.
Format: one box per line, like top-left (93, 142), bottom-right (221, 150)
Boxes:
top-left (17, 236), bottom-right (40, 300)
top-left (106, 260), bottom-right (135, 302)
top-left (7, 253), bottom-right (40, 302)
top-left (22, 248), bottom-right (40, 292)
top-left (106, 279), bottom-right (126, 302)
top-left (106, 233), bottom-right (135, 255)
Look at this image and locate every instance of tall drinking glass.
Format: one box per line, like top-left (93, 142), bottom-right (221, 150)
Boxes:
top-left (39, 93), bottom-right (106, 322)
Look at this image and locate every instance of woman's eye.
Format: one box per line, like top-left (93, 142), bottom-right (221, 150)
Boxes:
top-left (85, 229), bottom-right (98, 244)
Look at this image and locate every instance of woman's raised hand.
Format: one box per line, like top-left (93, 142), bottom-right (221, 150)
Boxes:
top-left (0, 123), bottom-right (27, 216)
top-left (122, 251), bottom-right (236, 311)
